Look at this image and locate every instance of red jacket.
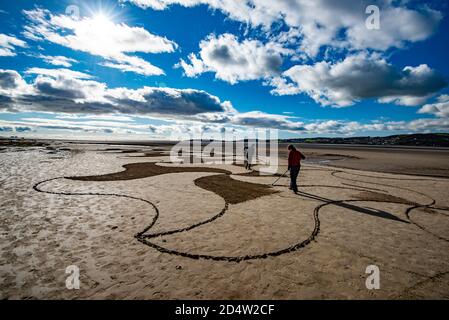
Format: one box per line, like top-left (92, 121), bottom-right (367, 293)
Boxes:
top-left (288, 150), bottom-right (304, 167)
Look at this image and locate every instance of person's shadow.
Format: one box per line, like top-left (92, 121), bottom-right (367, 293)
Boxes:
top-left (297, 190), bottom-right (409, 224)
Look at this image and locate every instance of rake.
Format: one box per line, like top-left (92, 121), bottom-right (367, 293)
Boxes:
top-left (271, 169), bottom-right (289, 186)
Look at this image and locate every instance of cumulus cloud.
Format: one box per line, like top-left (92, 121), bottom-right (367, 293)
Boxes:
top-left (3, 68), bottom-right (449, 135)
top-left (123, 0), bottom-right (442, 56)
top-left (177, 33), bottom-right (291, 84)
top-left (23, 8), bottom-right (178, 76)
top-left (346, 4), bottom-right (442, 52)
top-left (0, 69), bottom-right (28, 90)
top-left (229, 111), bottom-right (304, 131)
top-left (107, 86), bottom-right (234, 115)
top-left (418, 95), bottom-right (449, 118)
top-left (0, 33), bottom-right (27, 56)
top-left (272, 53), bottom-right (447, 107)
top-left (153, 2), bottom-right (445, 105)
top-left (0, 69), bottom-right (232, 117)
top-left (0, 69), bottom-right (320, 133)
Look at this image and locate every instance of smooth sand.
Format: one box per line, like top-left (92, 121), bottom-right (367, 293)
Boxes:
top-left (283, 143), bottom-right (449, 178)
top-left (0, 143), bottom-right (448, 299)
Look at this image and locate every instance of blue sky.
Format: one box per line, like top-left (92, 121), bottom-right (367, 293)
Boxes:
top-left (0, 0), bottom-right (448, 140)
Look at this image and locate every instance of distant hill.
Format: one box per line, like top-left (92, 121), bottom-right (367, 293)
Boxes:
top-left (282, 133), bottom-right (449, 147)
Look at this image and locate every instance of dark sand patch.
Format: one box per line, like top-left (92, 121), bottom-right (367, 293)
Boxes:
top-left (68, 162), bottom-right (277, 203)
top-left (320, 153), bottom-right (361, 159)
top-left (126, 152), bottom-right (168, 158)
top-left (69, 162), bottom-right (230, 181)
top-left (195, 174), bottom-right (278, 204)
top-left (103, 149), bottom-right (147, 154)
top-left (117, 150), bottom-right (141, 154)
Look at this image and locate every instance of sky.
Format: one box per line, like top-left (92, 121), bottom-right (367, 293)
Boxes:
top-left (0, 0), bottom-right (448, 140)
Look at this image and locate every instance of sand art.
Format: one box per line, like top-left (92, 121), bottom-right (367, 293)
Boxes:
top-left (2, 145), bottom-right (449, 299)
top-left (32, 153), bottom-right (448, 263)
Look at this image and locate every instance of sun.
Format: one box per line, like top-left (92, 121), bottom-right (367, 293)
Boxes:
top-left (90, 12), bottom-right (113, 30)
top-left (81, 2), bottom-right (123, 30)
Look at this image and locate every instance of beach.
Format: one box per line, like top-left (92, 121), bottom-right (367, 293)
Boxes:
top-left (1, 141), bottom-right (448, 299)
top-left (279, 143), bottom-right (449, 177)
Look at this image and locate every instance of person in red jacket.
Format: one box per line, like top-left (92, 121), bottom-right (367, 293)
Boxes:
top-left (287, 144), bottom-right (305, 193)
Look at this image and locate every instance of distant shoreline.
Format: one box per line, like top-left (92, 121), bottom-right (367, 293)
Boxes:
top-left (2, 137), bottom-right (449, 178)
top-left (2, 133), bottom-right (449, 150)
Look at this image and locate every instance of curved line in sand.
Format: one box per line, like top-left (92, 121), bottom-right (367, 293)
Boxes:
top-left (32, 166), bottom-right (449, 263)
top-left (33, 175), bottom-right (446, 263)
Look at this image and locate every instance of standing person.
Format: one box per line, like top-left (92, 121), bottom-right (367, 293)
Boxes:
top-left (287, 144), bottom-right (305, 193)
top-left (243, 146), bottom-right (249, 169)
top-left (247, 143), bottom-right (256, 170)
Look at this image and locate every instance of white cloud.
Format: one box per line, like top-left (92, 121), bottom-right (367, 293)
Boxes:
top-left (418, 95), bottom-right (449, 118)
top-left (122, 1), bottom-right (446, 105)
top-left (25, 67), bottom-right (93, 79)
top-left (23, 8), bottom-right (178, 76)
top-left (0, 69), bottom-right (27, 89)
top-left (347, 5), bottom-right (442, 51)
top-left (272, 53), bottom-right (446, 107)
top-left (2, 67), bottom-right (449, 137)
top-left (0, 69), bottom-right (232, 117)
top-left (100, 59), bottom-right (163, 76)
top-left (0, 69), bottom-right (32, 98)
top-left (123, 0), bottom-right (442, 56)
top-left (36, 54), bottom-right (77, 67)
top-left (0, 118), bottom-right (126, 134)
top-left (55, 114), bottom-right (135, 122)
top-left (0, 69), bottom-right (333, 133)
top-left (177, 33), bottom-right (292, 84)
top-left (3, 114), bottom-right (449, 138)
top-left (229, 111), bottom-right (304, 131)
top-left (176, 53), bottom-right (206, 78)
top-left (282, 118), bottom-right (449, 135)
top-left (0, 33), bottom-right (27, 57)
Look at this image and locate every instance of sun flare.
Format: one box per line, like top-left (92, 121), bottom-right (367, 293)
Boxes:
top-left (90, 12), bottom-right (113, 30)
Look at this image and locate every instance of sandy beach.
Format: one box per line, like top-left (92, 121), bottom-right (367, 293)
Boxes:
top-left (279, 143), bottom-right (449, 178)
top-left (1, 142), bottom-right (449, 299)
